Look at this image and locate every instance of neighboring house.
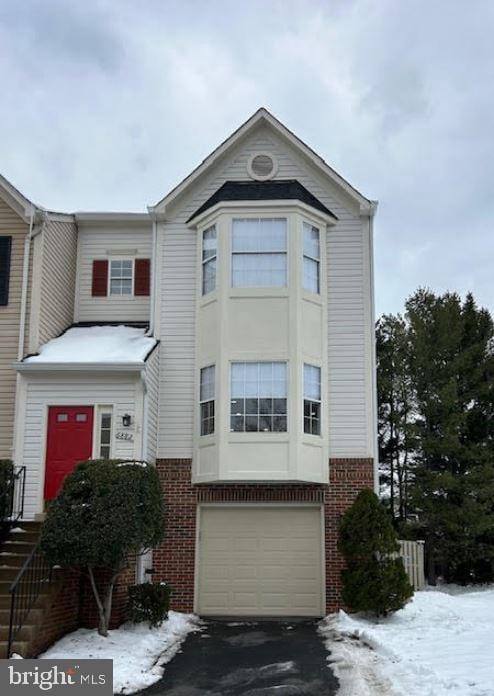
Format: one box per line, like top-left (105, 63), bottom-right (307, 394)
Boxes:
top-left (7, 108), bottom-right (377, 619)
top-left (0, 176), bottom-right (76, 460)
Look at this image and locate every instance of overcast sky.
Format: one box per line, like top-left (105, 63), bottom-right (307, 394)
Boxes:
top-left (1, 0), bottom-right (493, 316)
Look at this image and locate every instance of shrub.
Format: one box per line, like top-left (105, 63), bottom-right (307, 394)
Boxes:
top-left (0, 460), bottom-right (13, 521)
top-left (128, 582), bottom-right (172, 627)
top-left (339, 489), bottom-right (413, 616)
top-left (40, 459), bottom-right (165, 636)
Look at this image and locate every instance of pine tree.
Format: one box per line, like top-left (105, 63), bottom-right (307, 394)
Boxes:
top-left (377, 315), bottom-right (415, 522)
top-left (339, 489), bottom-right (413, 616)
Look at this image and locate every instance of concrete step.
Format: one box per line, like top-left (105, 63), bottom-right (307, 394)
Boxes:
top-left (0, 567), bottom-right (22, 581)
top-left (0, 640), bottom-right (29, 659)
top-left (7, 530), bottom-right (40, 544)
top-left (0, 607), bottom-right (43, 626)
top-left (0, 553), bottom-right (28, 567)
top-left (0, 623), bottom-right (36, 641)
top-left (1, 540), bottom-right (37, 555)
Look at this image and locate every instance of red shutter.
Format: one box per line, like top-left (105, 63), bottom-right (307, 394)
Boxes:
top-left (91, 260), bottom-right (108, 296)
top-left (134, 258), bottom-right (150, 296)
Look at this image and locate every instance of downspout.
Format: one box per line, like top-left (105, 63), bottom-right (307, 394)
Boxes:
top-left (368, 201), bottom-right (379, 494)
top-left (148, 213), bottom-right (158, 336)
top-left (17, 208), bottom-right (35, 360)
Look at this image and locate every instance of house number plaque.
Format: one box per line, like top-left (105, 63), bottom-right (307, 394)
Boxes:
top-left (116, 431), bottom-right (134, 442)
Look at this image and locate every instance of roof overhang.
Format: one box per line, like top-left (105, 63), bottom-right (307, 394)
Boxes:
top-left (0, 174), bottom-right (36, 222)
top-left (188, 199), bottom-right (337, 230)
top-left (16, 361), bottom-right (146, 374)
top-left (149, 108), bottom-right (375, 218)
top-left (75, 212), bottom-right (151, 228)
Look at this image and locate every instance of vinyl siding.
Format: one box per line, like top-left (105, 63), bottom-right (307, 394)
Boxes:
top-left (20, 374), bottom-right (142, 519)
top-left (0, 198), bottom-right (28, 457)
top-left (75, 226), bottom-right (152, 323)
top-left (144, 345), bottom-right (159, 463)
top-left (38, 220), bottom-right (77, 346)
top-left (156, 124), bottom-right (374, 459)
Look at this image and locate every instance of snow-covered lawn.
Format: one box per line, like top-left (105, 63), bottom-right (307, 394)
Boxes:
top-left (320, 587), bottom-right (494, 696)
top-left (40, 611), bottom-right (202, 694)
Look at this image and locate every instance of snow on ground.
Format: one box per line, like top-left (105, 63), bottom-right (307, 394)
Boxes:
top-left (40, 611), bottom-right (202, 694)
top-left (320, 587), bottom-right (494, 696)
top-left (25, 325), bottom-right (156, 364)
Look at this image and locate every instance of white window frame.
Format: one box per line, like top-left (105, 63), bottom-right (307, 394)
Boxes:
top-left (230, 361), bottom-right (288, 433)
top-left (303, 364), bottom-right (322, 436)
top-left (302, 222), bottom-right (320, 294)
top-left (201, 225), bottom-right (217, 296)
top-left (231, 217), bottom-right (288, 289)
top-left (108, 258), bottom-right (134, 296)
top-left (95, 406), bottom-right (114, 459)
top-left (200, 365), bottom-right (215, 436)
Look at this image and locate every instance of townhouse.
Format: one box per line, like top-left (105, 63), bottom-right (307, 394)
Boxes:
top-left (2, 108), bottom-right (377, 618)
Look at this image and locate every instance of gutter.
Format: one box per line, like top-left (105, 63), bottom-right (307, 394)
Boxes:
top-left (15, 361), bottom-right (147, 373)
top-left (368, 201), bottom-right (379, 494)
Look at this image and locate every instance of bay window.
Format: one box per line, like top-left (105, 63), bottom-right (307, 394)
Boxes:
top-left (232, 218), bottom-right (287, 287)
top-left (303, 222), bottom-right (320, 293)
top-left (200, 365), bottom-right (215, 435)
top-left (304, 364), bottom-right (321, 435)
top-left (230, 361), bottom-right (287, 432)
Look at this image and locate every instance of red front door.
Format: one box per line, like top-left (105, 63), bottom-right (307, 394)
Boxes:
top-left (44, 406), bottom-right (94, 500)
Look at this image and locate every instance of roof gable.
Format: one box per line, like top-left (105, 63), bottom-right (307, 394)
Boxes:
top-left (150, 108), bottom-right (373, 216)
top-left (0, 174), bottom-right (35, 222)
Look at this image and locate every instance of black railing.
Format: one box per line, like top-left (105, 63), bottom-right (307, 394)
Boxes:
top-left (7, 542), bottom-right (52, 657)
top-left (0, 466), bottom-right (26, 542)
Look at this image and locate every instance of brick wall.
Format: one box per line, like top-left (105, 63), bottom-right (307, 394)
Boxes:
top-left (154, 457), bottom-right (374, 616)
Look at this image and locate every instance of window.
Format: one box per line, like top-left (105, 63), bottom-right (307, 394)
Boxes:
top-left (0, 236), bottom-right (12, 306)
top-left (200, 365), bottom-right (215, 435)
top-left (232, 218), bottom-right (287, 287)
top-left (109, 260), bottom-right (133, 295)
top-left (303, 223), bottom-right (320, 293)
top-left (304, 364), bottom-right (321, 435)
top-left (202, 226), bottom-right (217, 295)
top-left (98, 411), bottom-right (112, 459)
top-left (230, 362), bottom-right (287, 432)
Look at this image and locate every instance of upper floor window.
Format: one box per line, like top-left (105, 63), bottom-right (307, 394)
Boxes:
top-left (0, 236), bottom-right (12, 306)
top-left (200, 365), bottom-right (215, 435)
top-left (232, 218), bottom-right (287, 288)
top-left (110, 260), bottom-right (133, 295)
top-left (304, 364), bottom-right (321, 435)
top-left (202, 226), bottom-right (217, 295)
top-left (303, 223), bottom-right (320, 293)
top-left (230, 361), bottom-right (287, 432)
top-left (91, 258), bottom-right (150, 297)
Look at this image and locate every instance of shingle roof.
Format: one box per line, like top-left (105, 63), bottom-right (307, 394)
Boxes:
top-left (187, 180), bottom-right (338, 223)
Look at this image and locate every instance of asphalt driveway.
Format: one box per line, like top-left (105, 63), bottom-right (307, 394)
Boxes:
top-left (141, 619), bottom-right (339, 695)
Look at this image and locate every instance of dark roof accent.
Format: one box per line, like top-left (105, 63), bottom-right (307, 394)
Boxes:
top-left (187, 180), bottom-right (338, 223)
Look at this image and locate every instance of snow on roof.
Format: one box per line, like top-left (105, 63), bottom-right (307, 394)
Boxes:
top-left (25, 326), bottom-right (156, 364)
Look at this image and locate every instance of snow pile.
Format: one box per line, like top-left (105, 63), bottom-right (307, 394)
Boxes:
top-left (320, 587), bottom-right (494, 696)
top-left (25, 325), bottom-right (156, 364)
top-left (40, 611), bottom-right (202, 694)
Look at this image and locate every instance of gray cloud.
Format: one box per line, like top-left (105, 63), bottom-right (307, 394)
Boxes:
top-left (0, 0), bottom-right (493, 316)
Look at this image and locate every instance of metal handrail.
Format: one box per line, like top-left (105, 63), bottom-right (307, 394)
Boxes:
top-left (0, 466), bottom-right (26, 543)
top-left (7, 541), bottom-right (52, 657)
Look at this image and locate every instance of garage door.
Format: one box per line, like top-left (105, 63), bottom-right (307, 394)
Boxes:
top-left (197, 506), bottom-right (323, 616)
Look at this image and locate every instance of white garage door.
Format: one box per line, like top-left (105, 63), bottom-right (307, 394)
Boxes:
top-left (197, 506), bottom-right (323, 616)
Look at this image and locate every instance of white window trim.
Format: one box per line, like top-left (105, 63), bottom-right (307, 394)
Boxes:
top-left (201, 225), bottom-right (217, 296)
top-left (231, 217), bottom-right (288, 289)
top-left (108, 258), bottom-right (134, 296)
top-left (303, 364), bottom-right (322, 437)
top-left (229, 360), bottom-right (288, 433)
top-left (95, 405), bottom-right (114, 459)
top-left (303, 222), bottom-right (321, 294)
top-left (199, 365), bottom-right (215, 436)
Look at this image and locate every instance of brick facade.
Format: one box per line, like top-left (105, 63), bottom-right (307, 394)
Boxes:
top-left (154, 457), bottom-right (374, 615)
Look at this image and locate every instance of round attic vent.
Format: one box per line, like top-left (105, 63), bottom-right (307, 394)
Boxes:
top-left (248, 152), bottom-right (278, 181)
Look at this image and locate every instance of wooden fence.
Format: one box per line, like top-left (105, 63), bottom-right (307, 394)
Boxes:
top-left (398, 540), bottom-right (426, 590)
